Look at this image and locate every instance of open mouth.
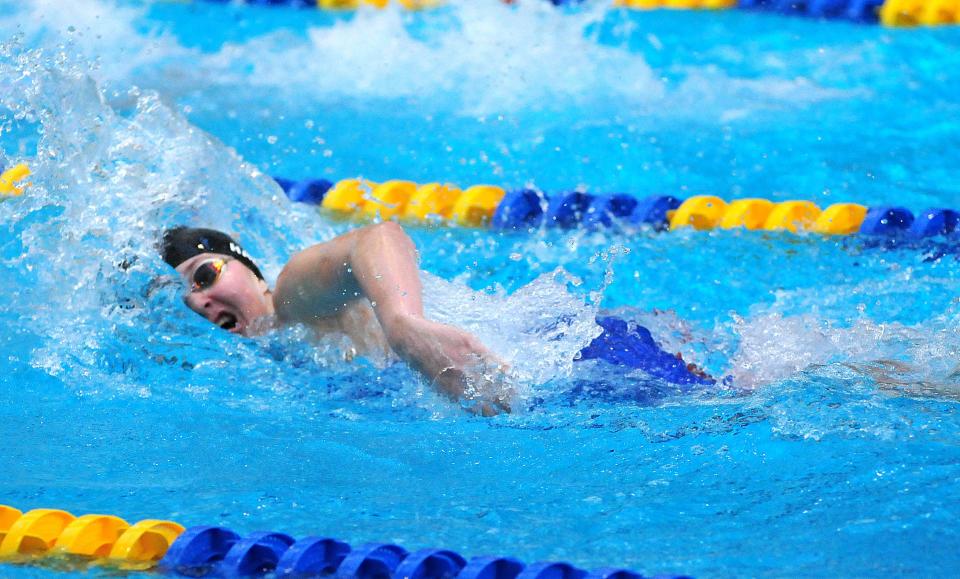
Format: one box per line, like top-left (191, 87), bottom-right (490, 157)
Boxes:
top-left (216, 312), bottom-right (238, 331)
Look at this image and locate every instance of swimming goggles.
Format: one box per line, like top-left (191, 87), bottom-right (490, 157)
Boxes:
top-left (189, 258), bottom-right (229, 293)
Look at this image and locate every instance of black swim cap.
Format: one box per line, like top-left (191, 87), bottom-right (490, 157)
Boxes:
top-left (161, 227), bottom-right (264, 280)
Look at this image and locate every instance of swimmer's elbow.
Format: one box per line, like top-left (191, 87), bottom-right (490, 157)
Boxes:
top-left (361, 221), bottom-right (411, 245)
top-left (353, 221), bottom-right (416, 258)
top-left (368, 220), bottom-right (406, 236)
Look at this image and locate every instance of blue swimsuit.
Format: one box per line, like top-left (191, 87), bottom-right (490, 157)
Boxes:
top-left (579, 316), bottom-right (714, 386)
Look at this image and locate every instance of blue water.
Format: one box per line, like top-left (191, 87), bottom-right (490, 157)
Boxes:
top-left (2, 1), bottom-right (960, 576)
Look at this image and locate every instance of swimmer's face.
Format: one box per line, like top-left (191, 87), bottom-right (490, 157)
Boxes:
top-left (176, 253), bottom-right (274, 336)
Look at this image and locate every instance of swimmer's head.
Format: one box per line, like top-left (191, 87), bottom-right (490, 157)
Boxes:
top-left (161, 227), bottom-right (274, 335)
top-left (162, 226), bottom-right (264, 279)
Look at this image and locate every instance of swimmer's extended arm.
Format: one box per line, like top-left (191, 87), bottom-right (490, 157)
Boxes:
top-left (273, 222), bottom-right (508, 414)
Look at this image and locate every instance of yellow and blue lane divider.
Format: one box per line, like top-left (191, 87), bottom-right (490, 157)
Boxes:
top-left (736, 0), bottom-right (960, 25)
top-left (3, 164), bottom-right (952, 240)
top-left (578, 0), bottom-right (960, 26)
top-left (275, 175), bottom-right (960, 239)
top-left (195, 0), bottom-right (960, 26)
top-left (0, 504), bottom-right (682, 578)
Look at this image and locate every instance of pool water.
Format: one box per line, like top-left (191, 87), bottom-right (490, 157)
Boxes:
top-left (1, 0), bottom-right (960, 576)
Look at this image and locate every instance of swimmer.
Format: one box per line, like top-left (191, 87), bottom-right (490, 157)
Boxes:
top-left (161, 223), bottom-right (510, 415)
top-left (161, 224), bottom-right (713, 415)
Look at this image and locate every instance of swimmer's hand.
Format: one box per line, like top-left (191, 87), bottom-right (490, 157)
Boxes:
top-left (675, 352), bottom-right (713, 381)
top-left (385, 315), bottom-right (513, 416)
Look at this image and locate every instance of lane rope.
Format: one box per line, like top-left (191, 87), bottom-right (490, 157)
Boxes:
top-left (192, 0), bottom-right (960, 26)
top-left (275, 176), bottom-right (959, 239)
top-left (0, 504), bottom-right (680, 578)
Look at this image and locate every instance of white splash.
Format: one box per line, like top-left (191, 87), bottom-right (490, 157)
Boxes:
top-left (0, 0), bottom-right (863, 119)
top-left (422, 268), bottom-right (601, 388)
top-left (727, 307), bottom-right (960, 399)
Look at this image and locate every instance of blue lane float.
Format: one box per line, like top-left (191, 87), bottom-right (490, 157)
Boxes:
top-left (394, 548), bottom-right (468, 579)
top-left (221, 531), bottom-right (296, 577)
top-left (545, 192), bottom-right (594, 229)
top-left (627, 195), bottom-right (681, 229)
top-left (159, 526), bottom-right (240, 576)
top-left (286, 178), bottom-right (332, 205)
top-left (154, 525), bottom-right (686, 578)
top-left (585, 569), bottom-right (645, 579)
top-left (736, 0), bottom-right (884, 22)
top-left (492, 189), bottom-right (547, 230)
top-left (908, 208), bottom-right (960, 239)
top-left (276, 536), bottom-right (352, 576)
top-left (204, 0), bottom-right (316, 7)
top-left (859, 206), bottom-right (914, 235)
top-left (583, 194), bottom-right (638, 229)
top-left (336, 543), bottom-right (410, 578)
top-left (517, 561), bottom-right (588, 579)
top-left (457, 557), bottom-right (528, 579)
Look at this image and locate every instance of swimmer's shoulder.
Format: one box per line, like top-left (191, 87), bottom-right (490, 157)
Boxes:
top-left (285, 299), bottom-right (391, 361)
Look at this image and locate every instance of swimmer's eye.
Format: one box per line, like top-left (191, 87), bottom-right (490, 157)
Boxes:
top-left (191, 258), bottom-right (228, 292)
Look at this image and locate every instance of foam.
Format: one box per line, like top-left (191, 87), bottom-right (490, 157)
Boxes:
top-left (0, 38), bottom-right (329, 398)
top-left (205, 1), bottom-right (663, 116)
top-left (727, 306), bottom-right (960, 399)
top-left (0, 0), bottom-right (865, 121)
top-left (423, 268), bottom-right (602, 390)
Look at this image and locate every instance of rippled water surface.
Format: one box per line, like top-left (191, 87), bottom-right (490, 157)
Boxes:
top-left (1, 1), bottom-right (960, 576)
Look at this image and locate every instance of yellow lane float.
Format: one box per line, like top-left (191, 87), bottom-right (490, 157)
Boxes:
top-left (404, 182), bottom-right (462, 221)
top-left (322, 178), bottom-right (376, 213)
top-left (917, 0), bottom-right (960, 24)
top-left (0, 506), bottom-right (22, 545)
top-left (720, 198), bottom-right (775, 230)
top-left (669, 195), bottom-right (728, 230)
top-left (108, 519), bottom-right (185, 564)
top-left (451, 185), bottom-right (506, 227)
top-left (0, 508), bottom-right (76, 556)
top-left (811, 203), bottom-right (869, 235)
top-left (763, 200), bottom-right (822, 232)
top-left (877, 0), bottom-right (959, 25)
top-left (54, 514), bottom-right (131, 558)
top-left (362, 180), bottom-right (417, 220)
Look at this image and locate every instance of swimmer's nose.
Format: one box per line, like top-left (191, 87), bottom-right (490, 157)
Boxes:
top-left (183, 293), bottom-right (214, 318)
top-left (200, 299), bottom-right (217, 321)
